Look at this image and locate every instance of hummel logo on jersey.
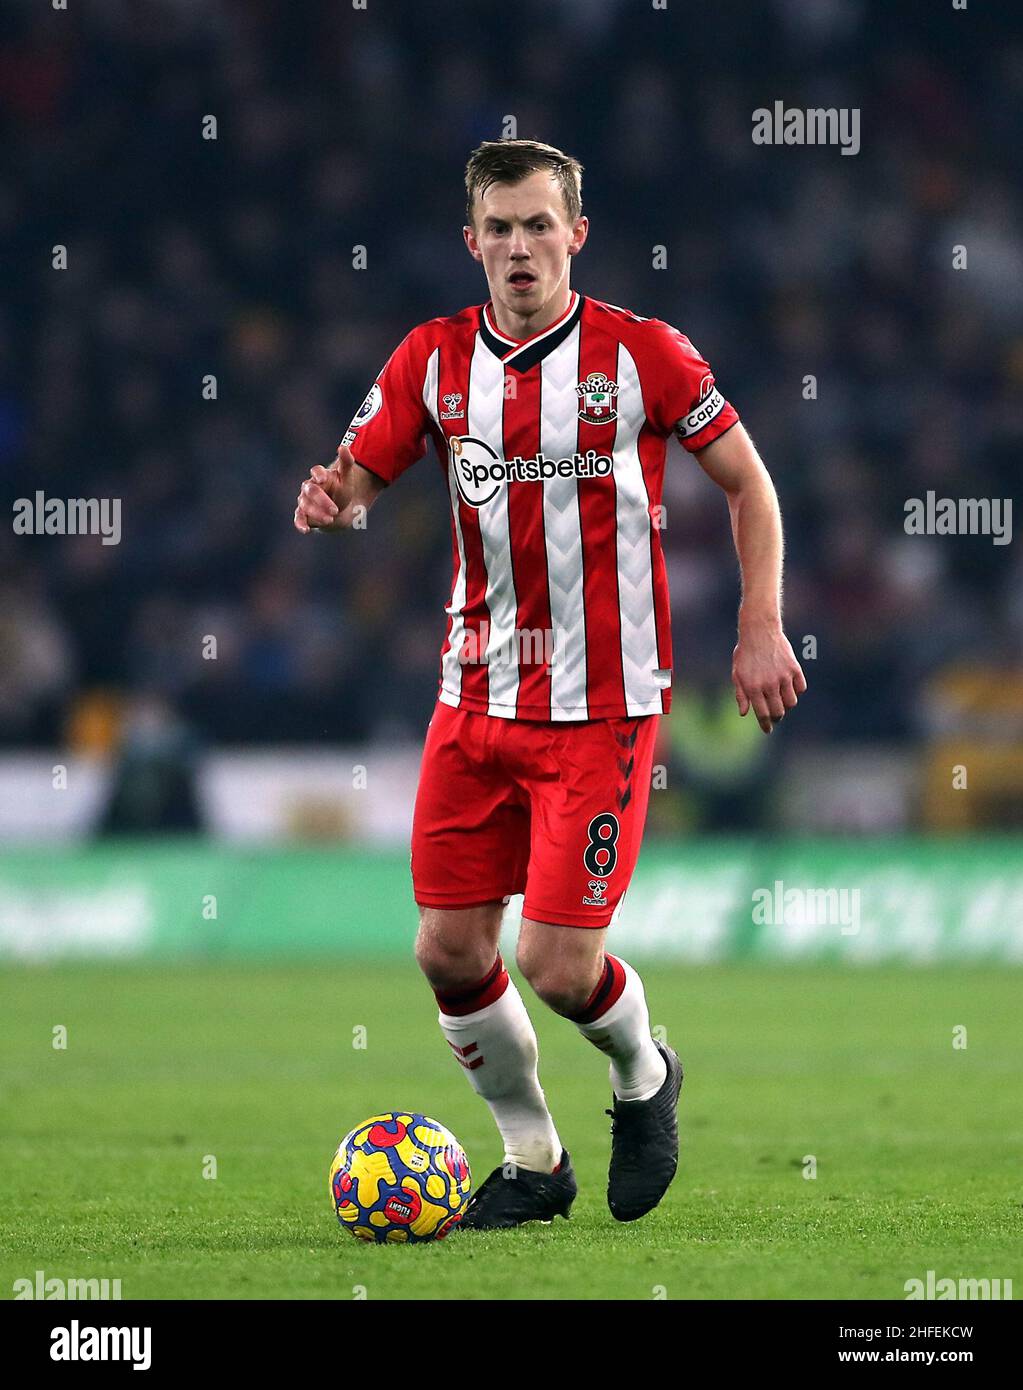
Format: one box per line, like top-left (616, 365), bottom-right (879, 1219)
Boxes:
top-left (576, 371), bottom-right (619, 424)
top-left (441, 392), bottom-right (464, 420)
top-left (450, 436), bottom-right (613, 509)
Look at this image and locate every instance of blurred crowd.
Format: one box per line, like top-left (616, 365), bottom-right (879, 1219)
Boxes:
top-left (2, 0), bottom-right (1021, 753)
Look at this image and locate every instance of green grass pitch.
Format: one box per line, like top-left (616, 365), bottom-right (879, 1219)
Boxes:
top-left (1, 962), bottom-right (1020, 1300)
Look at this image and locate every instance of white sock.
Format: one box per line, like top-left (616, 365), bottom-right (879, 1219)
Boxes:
top-left (574, 956), bottom-right (667, 1101)
top-left (438, 971), bottom-right (563, 1173)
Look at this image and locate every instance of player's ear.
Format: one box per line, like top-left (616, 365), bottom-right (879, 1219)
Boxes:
top-left (463, 224), bottom-right (483, 262)
top-left (568, 216), bottom-right (589, 256)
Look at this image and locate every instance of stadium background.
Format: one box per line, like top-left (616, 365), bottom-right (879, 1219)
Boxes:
top-left (1, 0), bottom-right (1021, 1302)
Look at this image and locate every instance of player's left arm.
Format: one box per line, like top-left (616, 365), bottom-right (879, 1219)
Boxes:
top-left (693, 422), bottom-right (807, 734)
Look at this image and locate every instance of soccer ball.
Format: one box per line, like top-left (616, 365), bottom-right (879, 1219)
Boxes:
top-left (329, 1112), bottom-right (471, 1243)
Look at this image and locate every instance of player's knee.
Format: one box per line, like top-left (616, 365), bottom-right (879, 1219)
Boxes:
top-left (413, 931), bottom-right (466, 989)
top-left (516, 947), bottom-right (591, 1017)
top-left (514, 935), bottom-right (541, 988)
top-left (413, 909), bottom-right (497, 992)
top-left (527, 971), bottom-right (593, 1017)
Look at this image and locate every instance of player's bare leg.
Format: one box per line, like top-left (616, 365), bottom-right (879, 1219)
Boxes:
top-left (415, 903), bottom-right (505, 997)
top-left (415, 903), bottom-right (576, 1228)
top-left (517, 917), bottom-right (684, 1222)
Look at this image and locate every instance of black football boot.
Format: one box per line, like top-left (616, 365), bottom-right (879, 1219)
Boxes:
top-left (456, 1150), bottom-right (577, 1231)
top-left (605, 1042), bottom-right (683, 1221)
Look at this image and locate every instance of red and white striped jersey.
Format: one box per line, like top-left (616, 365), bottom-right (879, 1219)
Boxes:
top-left (342, 293), bottom-right (739, 721)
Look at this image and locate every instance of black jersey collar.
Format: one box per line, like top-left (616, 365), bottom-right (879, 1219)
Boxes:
top-left (478, 292), bottom-right (584, 373)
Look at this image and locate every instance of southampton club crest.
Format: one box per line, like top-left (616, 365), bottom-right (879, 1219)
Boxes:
top-left (576, 372), bottom-right (619, 424)
top-left (572, 369), bottom-right (619, 422)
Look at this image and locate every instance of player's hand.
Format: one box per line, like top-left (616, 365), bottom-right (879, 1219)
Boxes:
top-left (731, 620), bottom-right (807, 734)
top-left (293, 443), bottom-right (357, 533)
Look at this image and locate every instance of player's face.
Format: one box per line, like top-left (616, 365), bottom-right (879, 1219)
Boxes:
top-left (464, 170), bottom-right (588, 331)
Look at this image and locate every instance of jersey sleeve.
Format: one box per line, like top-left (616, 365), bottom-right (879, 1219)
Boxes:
top-left (340, 329), bottom-right (430, 485)
top-left (640, 319), bottom-right (740, 452)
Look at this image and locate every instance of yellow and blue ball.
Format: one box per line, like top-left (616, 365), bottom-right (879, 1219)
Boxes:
top-left (329, 1112), bottom-right (471, 1243)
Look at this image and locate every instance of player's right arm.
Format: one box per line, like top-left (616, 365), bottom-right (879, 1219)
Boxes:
top-left (293, 327), bottom-right (432, 535)
top-left (293, 444), bottom-right (386, 533)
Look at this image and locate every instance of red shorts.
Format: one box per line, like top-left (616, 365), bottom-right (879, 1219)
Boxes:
top-left (410, 701), bottom-right (658, 928)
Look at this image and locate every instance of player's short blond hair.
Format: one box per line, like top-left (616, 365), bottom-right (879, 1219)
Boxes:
top-left (465, 139), bottom-right (584, 227)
